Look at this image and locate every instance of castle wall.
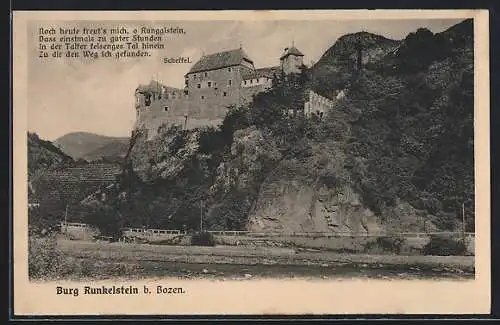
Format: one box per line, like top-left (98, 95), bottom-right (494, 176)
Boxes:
top-left (135, 95), bottom-right (190, 139)
top-left (135, 81), bottom-right (237, 139)
top-left (185, 64), bottom-right (255, 118)
top-left (304, 90), bottom-right (334, 118)
top-left (239, 83), bottom-right (271, 105)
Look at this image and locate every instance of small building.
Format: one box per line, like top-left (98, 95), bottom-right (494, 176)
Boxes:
top-left (304, 90), bottom-right (335, 118)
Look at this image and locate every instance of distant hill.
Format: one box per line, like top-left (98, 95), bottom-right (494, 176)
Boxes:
top-left (81, 139), bottom-right (130, 162)
top-left (54, 132), bottom-right (129, 161)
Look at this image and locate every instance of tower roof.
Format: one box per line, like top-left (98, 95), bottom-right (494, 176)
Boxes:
top-left (280, 45), bottom-right (304, 60)
top-left (136, 80), bottom-right (165, 93)
top-left (187, 48), bottom-right (254, 74)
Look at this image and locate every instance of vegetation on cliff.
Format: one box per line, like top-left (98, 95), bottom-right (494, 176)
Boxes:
top-left (28, 132), bottom-right (74, 178)
top-left (39, 19), bottom-right (474, 236)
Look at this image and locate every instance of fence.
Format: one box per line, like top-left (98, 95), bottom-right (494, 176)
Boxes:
top-left (60, 222), bottom-right (93, 229)
top-left (205, 231), bottom-right (475, 239)
top-left (121, 228), bottom-right (184, 235)
top-left (61, 223), bottom-right (474, 239)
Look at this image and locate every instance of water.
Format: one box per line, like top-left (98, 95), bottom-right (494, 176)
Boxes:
top-left (133, 261), bottom-right (473, 280)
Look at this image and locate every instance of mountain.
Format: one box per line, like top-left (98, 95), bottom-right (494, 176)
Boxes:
top-left (71, 19), bottom-right (474, 238)
top-left (82, 140), bottom-right (130, 162)
top-left (54, 132), bottom-right (129, 161)
top-left (310, 31), bottom-right (400, 96)
top-left (315, 31), bottom-right (400, 69)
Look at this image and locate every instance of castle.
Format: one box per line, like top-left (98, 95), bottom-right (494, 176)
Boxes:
top-left (134, 44), bottom-right (339, 138)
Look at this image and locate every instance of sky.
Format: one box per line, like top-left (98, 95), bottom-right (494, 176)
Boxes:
top-left (27, 18), bottom-right (465, 141)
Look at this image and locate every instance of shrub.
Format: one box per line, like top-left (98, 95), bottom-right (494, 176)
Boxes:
top-left (28, 234), bottom-right (73, 279)
top-left (364, 236), bottom-right (406, 254)
top-left (191, 231), bottom-right (216, 246)
top-left (422, 235), bottom-right (467, 256)
top-left (376, 236), bottom-right (406, 254)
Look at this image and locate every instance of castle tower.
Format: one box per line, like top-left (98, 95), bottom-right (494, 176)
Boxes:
top-left (279, 43), bottom-right (304, 75)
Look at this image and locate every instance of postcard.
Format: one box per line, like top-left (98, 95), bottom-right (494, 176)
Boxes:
top-left (12, 9), bottom-right (490, 316)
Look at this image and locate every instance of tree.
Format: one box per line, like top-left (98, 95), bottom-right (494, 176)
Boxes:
top-left (85, 200), bottom-right (124, 239)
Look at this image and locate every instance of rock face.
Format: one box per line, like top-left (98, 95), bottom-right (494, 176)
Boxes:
top-left (248, 163), bottom-right (383, 234)
top-left (210, 127), bottom-right (385, 234)
top-left (129, 125), bottom-right (202, 182)
top-left (122, 122), bottom-right (441, 234)
top-left (210, 126), bottom-right (281, 196)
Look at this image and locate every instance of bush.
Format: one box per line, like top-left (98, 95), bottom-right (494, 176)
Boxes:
top-left (422, 235), bottom-right (467, 256)
top-left (191, 231), bottom-right (216, 246)
top-left (376, 236), bottom-right (406, 254)
top-left (364, 236), bottom-right (406, 254)
top-left (28, 234), bottom-right (73, 279)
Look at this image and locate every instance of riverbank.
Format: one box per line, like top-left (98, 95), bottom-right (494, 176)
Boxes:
top-left (43, 238), bottom-right (475, 281)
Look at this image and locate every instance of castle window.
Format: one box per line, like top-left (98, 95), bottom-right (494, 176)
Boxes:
top-left (145, 94), bottom-right (151, 106)
top-left (164, 106), bottom-right (169, 112)
top-left (244, 80), bottom-right (247, 85)
top-left (197, 84), bottom-right (201, 88)
top-left (208, 81), bottom-right (212, 88)
top-left (201, 95), bottom-right (205, 100)
top-left (223, 91), bottom-right (227, 97)
top-left (228, 68), bottom-right (232, 72)
top-left (250, 79), bottom-right (253, 84)
top-left (228, 79), bottom-right (232, 87)
top-left (192, 74), bottom-right (196, 79)
top-left (204, 72), bottom-right (208, 77)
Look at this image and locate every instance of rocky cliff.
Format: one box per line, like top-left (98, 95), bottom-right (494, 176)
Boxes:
top-left (83, 19), bottom-right (474, 235)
